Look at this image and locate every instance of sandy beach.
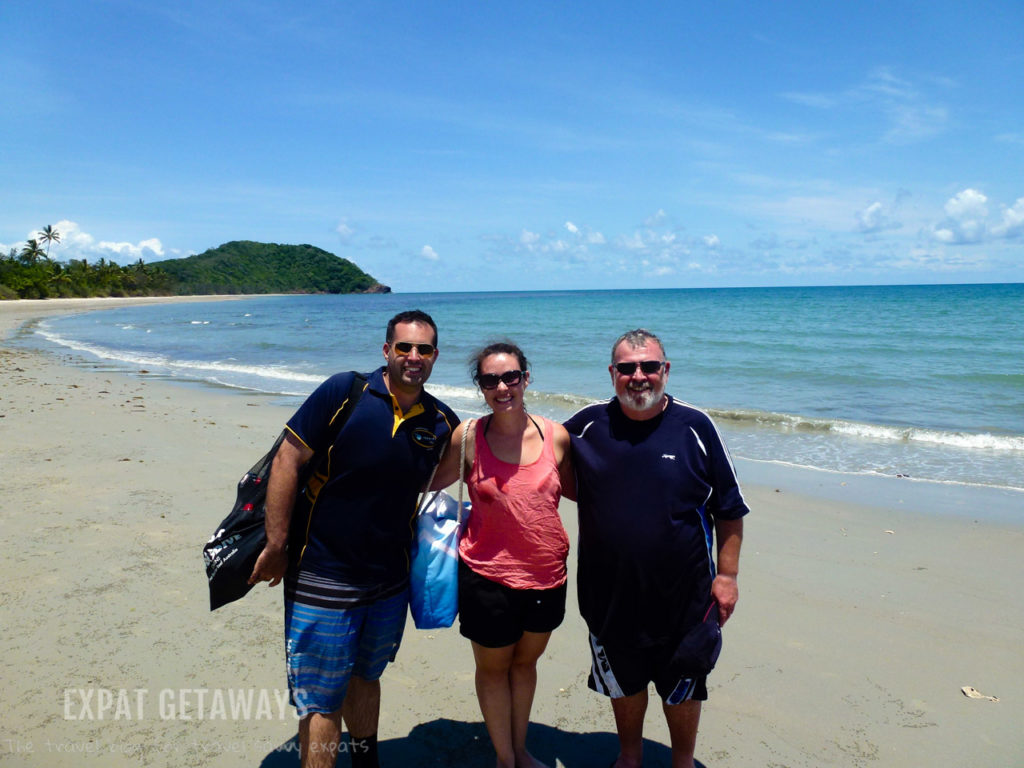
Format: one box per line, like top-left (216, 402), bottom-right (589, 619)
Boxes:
top-left (1, 297), bottom-right (1022, 767)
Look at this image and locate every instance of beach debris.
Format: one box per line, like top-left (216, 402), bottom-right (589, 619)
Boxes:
top-left (961, 686), bottom-right (999, 702)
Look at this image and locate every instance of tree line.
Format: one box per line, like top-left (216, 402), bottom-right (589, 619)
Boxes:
top-left (2, 228), bottom-right (387, 299)
top-left (2, 226), bottom-right (172, 299)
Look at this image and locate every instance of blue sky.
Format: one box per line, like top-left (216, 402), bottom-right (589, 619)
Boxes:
top-left (2, 0), bottom-right (1022, 292)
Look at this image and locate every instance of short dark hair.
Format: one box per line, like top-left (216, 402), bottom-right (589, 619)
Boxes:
top-left (611, 328), bottom-right (666, 363)
top-left (386, 310), bottom-right (438, 345)
top-left (470, 341), bottom-right (529, 382)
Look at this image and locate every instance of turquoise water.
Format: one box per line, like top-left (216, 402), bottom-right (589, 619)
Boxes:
top-left (20, 284), bottom-right (1024, 492)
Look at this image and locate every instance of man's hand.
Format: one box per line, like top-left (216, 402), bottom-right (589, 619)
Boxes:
top-left (711, 574), bottom-right (738, 625)
top-left (248, 544), bottom-right (288, 587)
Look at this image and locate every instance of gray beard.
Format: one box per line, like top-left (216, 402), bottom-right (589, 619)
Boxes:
top-left (622, 382), bottom-right (664, 411)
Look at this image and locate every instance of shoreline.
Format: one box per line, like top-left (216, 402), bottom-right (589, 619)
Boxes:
top-left (2, 297), bottom-right (1022, 766)
top-left (8, 296), bottom-right (1022, 513)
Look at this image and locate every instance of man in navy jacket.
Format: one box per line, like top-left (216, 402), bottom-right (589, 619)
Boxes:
top-left (564, 328), bottom-right (749, 768)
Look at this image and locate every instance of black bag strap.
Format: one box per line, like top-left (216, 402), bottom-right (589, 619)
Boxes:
top-left (288, 372), bottom-right (367, 562)
top-left (299, 371), bottom-right (367, 487)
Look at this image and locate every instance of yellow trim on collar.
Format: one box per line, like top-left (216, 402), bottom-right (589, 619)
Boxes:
top-left (390, 393), bottom-right (424, 437)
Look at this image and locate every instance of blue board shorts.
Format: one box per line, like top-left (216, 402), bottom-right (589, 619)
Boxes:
top-left (284, 571), bottom-right (408, 717)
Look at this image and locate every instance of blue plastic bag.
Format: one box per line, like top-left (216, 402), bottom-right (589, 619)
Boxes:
top-left (409, 491), bottom-right (471, 629)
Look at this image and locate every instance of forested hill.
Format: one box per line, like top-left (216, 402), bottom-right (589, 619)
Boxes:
top-left (155, 241), bottom-right (390, 295)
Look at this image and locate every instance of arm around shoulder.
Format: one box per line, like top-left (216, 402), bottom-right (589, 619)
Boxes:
top-left (552, 422), bottom-right (576, 501)
top-left (429, 420), bottom-right (466, 491)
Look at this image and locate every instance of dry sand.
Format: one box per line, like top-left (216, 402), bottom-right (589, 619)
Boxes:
top-left (1, 297), bottom-right (1022, 767)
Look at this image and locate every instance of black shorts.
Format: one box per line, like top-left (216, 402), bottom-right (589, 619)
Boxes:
top-left (458, 560), bottom-right (567, 648)
top-left (587, 633), bottom-right (709, 704)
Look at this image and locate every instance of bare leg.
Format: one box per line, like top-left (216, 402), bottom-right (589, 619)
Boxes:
top-left (473, 641), bottom-right (517, 768)
top-left (472, 633), bottom-right (553, 768)
top-left (509, 631), bottom-right (552, 768)
top-left (609, 689), bottom-right (648, 768)
top-left (300, 709), bottom-right (343, 768)
top-left (663, 699), bottom-right (701, 768)
top-left (341, 675), bottom-right (381, 738)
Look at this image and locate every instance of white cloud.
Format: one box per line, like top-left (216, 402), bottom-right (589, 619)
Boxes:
top-left (855, 201), bottom-right (901, 233)
top-left (619, 232), bottom-right (647, 251)
top-left (98, 237), bottom-right (166, 259)
top-left (561, 220), bottom-right (607, 246)
top-left (336, 219), bottom-right (355, 243)
top-left (782, 68), bottom-right (949, 144)
top-left (17, 220), bottom-right (166, 263)
top-left (992, 198), bottom-right (1024, 239)
top-left (520, 229), bottom-right (541, 248)
top-left (944, 188), bottom-right (988, 219)
top-left (931, 189), bottom-right (989, 244)
top-left (890, 246), bottom-right (989, 272)
top-left (644, 209), bottom-right (668, 227)
top-left (703, 234), bottom-right (720, 248)
top-left (45, 220), bottom-right (93, 250)
top-left (420, 245), bottom-right (439, 261)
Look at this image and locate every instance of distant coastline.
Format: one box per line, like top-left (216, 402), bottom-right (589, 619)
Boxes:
top-left (2, 240), bottom-right (388, 300)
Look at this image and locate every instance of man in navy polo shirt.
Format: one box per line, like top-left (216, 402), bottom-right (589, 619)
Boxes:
top-left (563, 329), bottom-right (749, 768)
top-left (249, 310), bottom-right (458, 768)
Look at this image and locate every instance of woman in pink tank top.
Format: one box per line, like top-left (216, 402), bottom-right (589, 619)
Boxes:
top-left (431, 341), bottom-right (573, 768)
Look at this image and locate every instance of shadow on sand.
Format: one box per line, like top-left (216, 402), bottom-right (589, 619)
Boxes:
top-left (259, 717), bottom-right (707, 767)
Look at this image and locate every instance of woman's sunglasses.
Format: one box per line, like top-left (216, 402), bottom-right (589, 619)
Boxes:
top-left (393, 341), bottom-right (436, 356)
top-left (614, 360), bottom-right (664, 376)
top-left (476, 370), bottom-right (525, 390)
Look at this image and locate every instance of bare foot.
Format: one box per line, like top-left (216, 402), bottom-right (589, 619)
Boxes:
top-left (514, 750), bottom-right (550, 768)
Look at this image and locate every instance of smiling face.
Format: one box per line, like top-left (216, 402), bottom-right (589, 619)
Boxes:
top-left (478, 352), bottom-right (529, 414)
top-left (383, 320), bottom-right (438, 395)
top-left (610, 340), bottom-right (669, 419)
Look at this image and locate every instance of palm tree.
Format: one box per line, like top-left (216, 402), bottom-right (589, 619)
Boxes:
top-left (38, 225), bottom-right (61, 258)
top-left (20, 239), bottom-right (45, 265)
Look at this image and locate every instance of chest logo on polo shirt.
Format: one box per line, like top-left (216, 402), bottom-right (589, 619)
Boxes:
top-left (411, 428), bottom-right (439, 449)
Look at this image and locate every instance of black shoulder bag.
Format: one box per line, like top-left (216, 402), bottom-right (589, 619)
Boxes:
top-left (202, 373), bottom-right (366, 610)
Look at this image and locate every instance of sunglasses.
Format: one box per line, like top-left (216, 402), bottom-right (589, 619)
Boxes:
top-left (614, 360), bottom-right (665, 376)
top-left (476, 370), bottom-right (525, 390)
top-left (393, 341), bottom-right (436, 356)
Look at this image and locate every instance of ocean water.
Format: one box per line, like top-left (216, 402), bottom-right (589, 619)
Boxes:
top-left (18, 284), bottom-right (1024, 493)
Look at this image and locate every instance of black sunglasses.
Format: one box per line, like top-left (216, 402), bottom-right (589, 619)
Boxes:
top-left (614, 360), bottom-right (664, 376)
top-left (476, 370), bottom-right (524, 390)
top-left (393, 341), bottom-right (436, 356)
